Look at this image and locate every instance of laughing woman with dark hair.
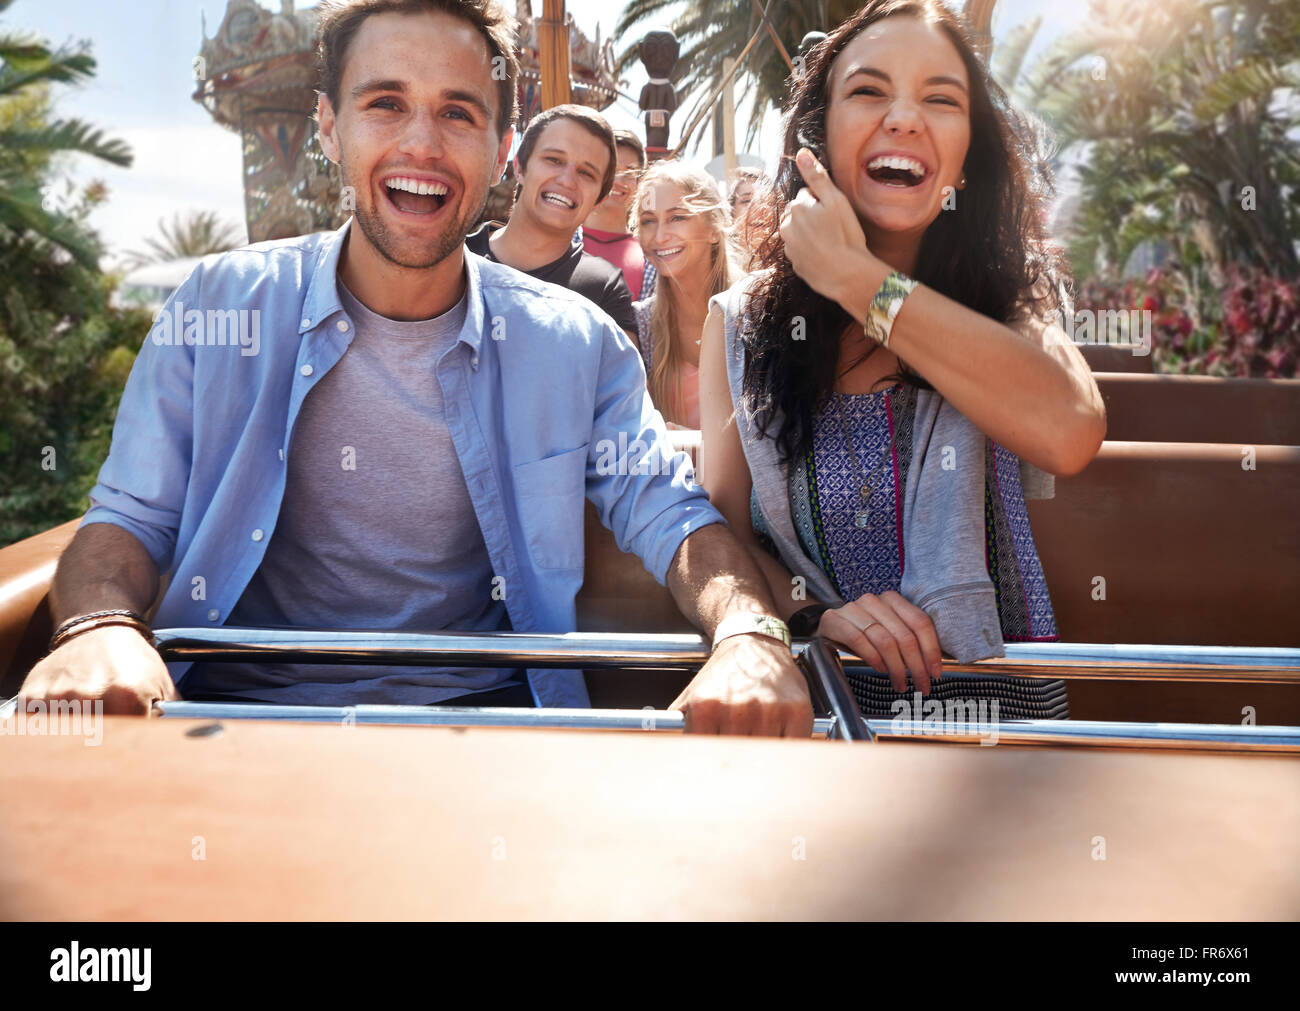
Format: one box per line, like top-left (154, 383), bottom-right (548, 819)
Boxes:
top-left (698, 0), bottom-right (1106, 718)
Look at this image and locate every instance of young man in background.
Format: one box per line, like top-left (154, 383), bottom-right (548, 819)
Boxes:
top-left (581, 128), bottom-right (654, 301)
top-left (466, 104), bottom-right (636, 334)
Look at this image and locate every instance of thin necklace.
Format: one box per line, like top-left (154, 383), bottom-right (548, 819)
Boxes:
top-left (834, 391), bottom-right (896, 530)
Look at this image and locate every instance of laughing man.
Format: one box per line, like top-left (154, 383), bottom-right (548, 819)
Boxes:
top-left (19, 0), bottom-right (813, 737)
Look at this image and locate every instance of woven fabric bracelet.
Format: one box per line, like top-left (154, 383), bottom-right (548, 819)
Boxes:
top-left (864, 270), bottom-right (919, 349)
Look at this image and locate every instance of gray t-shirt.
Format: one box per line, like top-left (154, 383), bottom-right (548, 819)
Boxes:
top-left (182, 279), bottom-right (521, 704)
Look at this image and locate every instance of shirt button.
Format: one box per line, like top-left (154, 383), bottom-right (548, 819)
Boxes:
top-left (207, 609), bottom-right (220, 622)
top-left (251, 529), bottom-right (264, 542)
top-left (337, 319), bottom-right (350, 332)
top-left (301, 364), bottom-right (313, 377)
top-left (301, 317), bottom-right (311, 328)
top-left (278, 449), bottom-right (284, 461)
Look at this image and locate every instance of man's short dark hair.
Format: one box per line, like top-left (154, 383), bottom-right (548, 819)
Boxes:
top-left (515, 104), bottom-right (617, 202)
top-left (611, 128), bottom-right (646, 169)
top-left (317, 0), bottom-right (520, 137)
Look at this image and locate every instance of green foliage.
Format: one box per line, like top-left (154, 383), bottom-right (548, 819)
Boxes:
top-left (990, 14), bottom-right (1042, 93)
top-left (0, 203), bottom-right (153, 545)
top-left (0, 1), bottom-right (145, 546)
top-left (1024, 0), bottom-right (1300, 278)
top-left (0, 11), bottom-right (131, 267)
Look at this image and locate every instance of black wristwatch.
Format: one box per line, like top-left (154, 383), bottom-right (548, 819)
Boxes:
top-left (787, 604), bottom-right (829, 638)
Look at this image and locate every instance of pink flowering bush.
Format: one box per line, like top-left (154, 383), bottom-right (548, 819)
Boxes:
top-left (1076, 267), bottom-right (1299, 378)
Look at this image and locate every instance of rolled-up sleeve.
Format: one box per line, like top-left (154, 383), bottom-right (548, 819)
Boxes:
top-left (584, 320), bottom-right (725, 585)
top-left (81, 267), bottom-right (201, 573)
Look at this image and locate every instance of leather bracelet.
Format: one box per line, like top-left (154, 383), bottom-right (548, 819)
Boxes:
top-left (50, 608), bottom-right (146, 645)
top-left (49, 611), bottom-right (153, 653)
top-left (787, 604), bottom-right (829, 638)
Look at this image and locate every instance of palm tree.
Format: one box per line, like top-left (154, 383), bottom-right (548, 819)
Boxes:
top-left (0, 0), bottom-right (132, 267)
top-left (613, 0), bottom-right (862, 153)
top-left (124, 210), bottom-right (246, 269)
top-left (1010, 0), bottom-right (1299, 277)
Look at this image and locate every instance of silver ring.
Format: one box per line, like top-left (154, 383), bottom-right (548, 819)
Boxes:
top-left (858, 619), bottom-right (880, 634)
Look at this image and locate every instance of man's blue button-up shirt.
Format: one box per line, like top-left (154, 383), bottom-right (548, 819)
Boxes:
top-left (83, 220), bottom-right (724, 707)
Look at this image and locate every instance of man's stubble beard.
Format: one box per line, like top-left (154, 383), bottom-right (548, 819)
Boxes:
top-left (347, 161), bottom-right (491, 271)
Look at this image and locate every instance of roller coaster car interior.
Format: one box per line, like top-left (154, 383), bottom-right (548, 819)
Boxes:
top-left (2, 376), bottom-right (1299, 732)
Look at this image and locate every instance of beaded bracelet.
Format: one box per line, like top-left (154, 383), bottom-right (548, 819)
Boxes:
top-left (864, 270), bottom-right (919, 349)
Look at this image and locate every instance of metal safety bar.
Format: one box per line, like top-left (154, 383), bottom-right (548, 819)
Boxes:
top-left (866, 718), bottom-right (1300, 753)
top-left (153, 627), bottom-right (710, 669)
top-left (798, 636), bottom-right (871, 741)
top-left (151, 627), bottom-right (1300, 684)
top-left (8, 629), bottom-right (1298, 751)
top-left (146, 701), bottom-right (1300, 753)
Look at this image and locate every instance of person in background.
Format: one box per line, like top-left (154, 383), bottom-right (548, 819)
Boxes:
top-left (580, 128), bottom-right (655, 301)
top-left (727, 166), bottom-right (771, 273)
top-left (728, 166), bottom-right (764, 219)
top-left (632, 160), bottom-right (737, 430)
top-left (466, 104), bottom-right (636, 334)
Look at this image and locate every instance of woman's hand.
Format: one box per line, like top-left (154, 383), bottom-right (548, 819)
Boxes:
top-left (818, 590), bottom-right (944, 694)
top-left (779, 148), bottom-right (883, 306)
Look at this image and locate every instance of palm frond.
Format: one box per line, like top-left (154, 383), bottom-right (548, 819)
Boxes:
top-left (0, 44), bottom-right (97, 98)
top-left (1, 119), bottom-right (132, 167)
top-left (0, 189), bottom-right (99, 267)
top-left (992, 15), bottom-right (1041, 93)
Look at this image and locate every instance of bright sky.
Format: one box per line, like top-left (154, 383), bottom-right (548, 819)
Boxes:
top-left (12, 0), bottom-right (1083, 267)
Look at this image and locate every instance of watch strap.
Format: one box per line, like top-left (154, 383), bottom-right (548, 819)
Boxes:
top-left (787, 604), bottom-right (829, 638)
top-left (711, 613), bottom-right (792, 651)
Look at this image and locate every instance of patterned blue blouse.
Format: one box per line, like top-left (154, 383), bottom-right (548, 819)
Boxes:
top-left (751, 382), bottom-right (1067, 718)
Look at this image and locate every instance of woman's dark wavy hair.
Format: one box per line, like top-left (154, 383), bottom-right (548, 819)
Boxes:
top-left (743, 0), bottom-right (1067, 465)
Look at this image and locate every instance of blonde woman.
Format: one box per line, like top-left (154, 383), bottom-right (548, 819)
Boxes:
top-left (632, 161), bottom-right (736, 430)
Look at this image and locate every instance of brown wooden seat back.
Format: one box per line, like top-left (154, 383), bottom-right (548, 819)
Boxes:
top-left (577, 440), bottom-right (1300, 714)
top-left (1096, 374), bottom-right (1300, 445)
top-left (1079, 343), bottom-right (1154, 373)
top-left (1026, 441), bottom-right (1299, 647)
top-left (579, 441), bottom-right (1300, 648)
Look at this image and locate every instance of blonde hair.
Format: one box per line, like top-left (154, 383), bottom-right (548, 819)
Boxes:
top-left (632, 161), bottom-right (735, 425)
